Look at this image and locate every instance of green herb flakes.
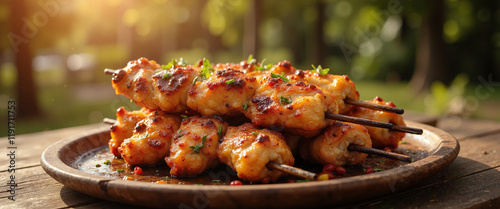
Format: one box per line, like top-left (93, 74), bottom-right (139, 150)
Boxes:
top-left (280, 96), bottom-right (292, 105)
top-left (270, 72), bottom-right (289, 82)
top-left (190, 135), bottom-right (207, 154)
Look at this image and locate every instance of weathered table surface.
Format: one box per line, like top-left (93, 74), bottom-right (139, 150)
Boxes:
top-left (1, 114), bottom-right (499, 208)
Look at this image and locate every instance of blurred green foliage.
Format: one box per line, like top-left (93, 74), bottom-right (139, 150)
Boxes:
top-left (0, 0), bottom-right (499, 135)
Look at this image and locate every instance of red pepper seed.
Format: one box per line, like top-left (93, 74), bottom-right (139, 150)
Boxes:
top-left (365, 167), bottom-right (374, 174)
top-left (335, 166), bottom-right (346, 175)
top-left (230, 180), bottom-right (243, 185)
top-left (134, 166), bottom-right (143, 175)
top-left (322, 163), bottom-right (336, 172)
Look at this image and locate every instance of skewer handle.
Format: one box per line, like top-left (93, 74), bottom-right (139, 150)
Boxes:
top-left (266, 162), bottom-right (317, 180)
top-left (344, 98), bottom-right (404, 114)
top-left (347, 144), bottom-right (412, 163)
top-left (325, 113), bottom-right (423, 135)
top-left (103, 118), bottom-right (117, 125)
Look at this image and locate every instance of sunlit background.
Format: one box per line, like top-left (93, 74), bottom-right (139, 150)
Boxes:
top-left (1, 0), bottom-right (499, 136)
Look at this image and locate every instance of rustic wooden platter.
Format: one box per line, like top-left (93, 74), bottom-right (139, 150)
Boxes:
top-left (40, 121), bottom-right (459, 209)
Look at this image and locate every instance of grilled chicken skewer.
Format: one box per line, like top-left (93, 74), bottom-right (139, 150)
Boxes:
top-left (347, 96), bottom-right (409, 148)
top-left (218, 123), bottom-right (296, 183)
top-left (166, 116), bottom-right (228, 176)
top-left (104, 114), bottom-right (412, 181)
top-left (300, 122), bottom-right (373, 166)
top-left (104, 58), bottom-right (421, 137)
top-left (118, 111), bottom-right (182, 166)
top-left (265, 61), bottom-right (402, 114)
top-left (104, 116), bottom-right (315, 182)
top-left (108, 107), bottom-right (153, 157)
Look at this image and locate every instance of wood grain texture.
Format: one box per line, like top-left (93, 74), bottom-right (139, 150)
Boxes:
top-left (347, 124), bottom-right (500, 209)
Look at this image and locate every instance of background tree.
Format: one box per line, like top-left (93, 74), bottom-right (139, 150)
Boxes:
top-left (9, 0), bottom-right (39, 118)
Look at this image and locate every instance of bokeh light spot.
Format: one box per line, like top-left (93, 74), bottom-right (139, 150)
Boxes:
top-left (123, 9), bottom-right (139, 27)
top-left (336, 2), bottom-right (352, 18)
top-left (444, 20), bottom-right (460, 43)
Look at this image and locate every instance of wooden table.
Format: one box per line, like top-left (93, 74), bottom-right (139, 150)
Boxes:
top-left (1, 116), bottom-right (499, 208)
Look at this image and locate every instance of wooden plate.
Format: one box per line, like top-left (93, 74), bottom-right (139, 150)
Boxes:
top-left (40, 121), bottom-right (459, 208)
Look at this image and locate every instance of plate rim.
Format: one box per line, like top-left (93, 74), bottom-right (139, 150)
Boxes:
top-left (40, 121), bottom-right (460, 208)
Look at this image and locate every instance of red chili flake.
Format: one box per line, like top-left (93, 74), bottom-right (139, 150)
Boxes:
top-left (322, 163), bottom-right (336, 172)
top-left (365, 167), bottom-right (374, 174)
top-left (134, 166), bottom-right (143, 175)
top-left (229, 180), bottom-right (243, 186)
top-left (318, 171), bottom-right (334, 179)
top-left (287, 179), bottom-right (296, 183)
top-left (335, 166), bottom-right (346, 175)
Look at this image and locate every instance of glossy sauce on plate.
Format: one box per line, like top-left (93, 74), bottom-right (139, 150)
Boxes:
top-left (76, 139), bottom-right (428, 185)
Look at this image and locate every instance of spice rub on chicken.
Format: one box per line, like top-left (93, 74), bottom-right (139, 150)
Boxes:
top-left (109, 107), bottom-right (153, 157)
top-left (110, 57), bottom-right (198, 113)
top-left (165, 116), bottom-right (228, 176)
top-left (218, 123), bottom-right (295, 183)
top-left (118, 111), bottom-right (181, 166)
top-left (269, 61), bottom-right (360, 114)
top-left (300, 122), bottom-right (372, 166)
top-left (187, 67), bottom-right (258, 117)
top-left (244, 72), bottom-right (338, 138)
top-left (347, 96), bottom-right (406, 148)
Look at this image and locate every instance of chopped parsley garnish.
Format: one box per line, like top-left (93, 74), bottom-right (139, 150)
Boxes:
top-left (162, 64), bottom-right (173, 70)
top-left (177, 58), bottom-right (187, 66)
top-left (212, 179), bottom-right (221, 183)
top-left (181, 115), bottom-right (188, 119)
top-left (400, 141), bottom-right (410, 144)
top-left (162, 176), bottom-right (170, 179)
top-left (103, 160), bottom-right (111, 165)
top-left (192, 76), bottom-right (198, 86)
top-left (251, 132), bottom-right (259, 135)
top-left (374, 168), bottom-right (385, 172)
top-left (280, 96), bottom-right (292, 105)
top-left (270, 72), bottom-right (289, 82)
top-left (200, 58), bottom-right (215, 79)
top-left (225, 78), bottom-right (235, 84)
top-left (242, 103), bottom-right (248, 110)
top-left (190, 135), bottom-right (207, 154)
top-left (162, 72), bottom-right (172, 79)
top-left (311, 64), bottom-right (330, 75)
top-left (247, 54), bottom-right (257, 65)
top-left (162, 58), bottom-right (187, 70)
top-left (217, 125), bottom-right (223, 138)
top-left (116, 168), bottom-right (124, 172)
top-left (296, 179), bottom-right (312, 183)
top-left (255, 58), bottom-right (273, 71)
top-left (178, 133), bottom-right (184, 138)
